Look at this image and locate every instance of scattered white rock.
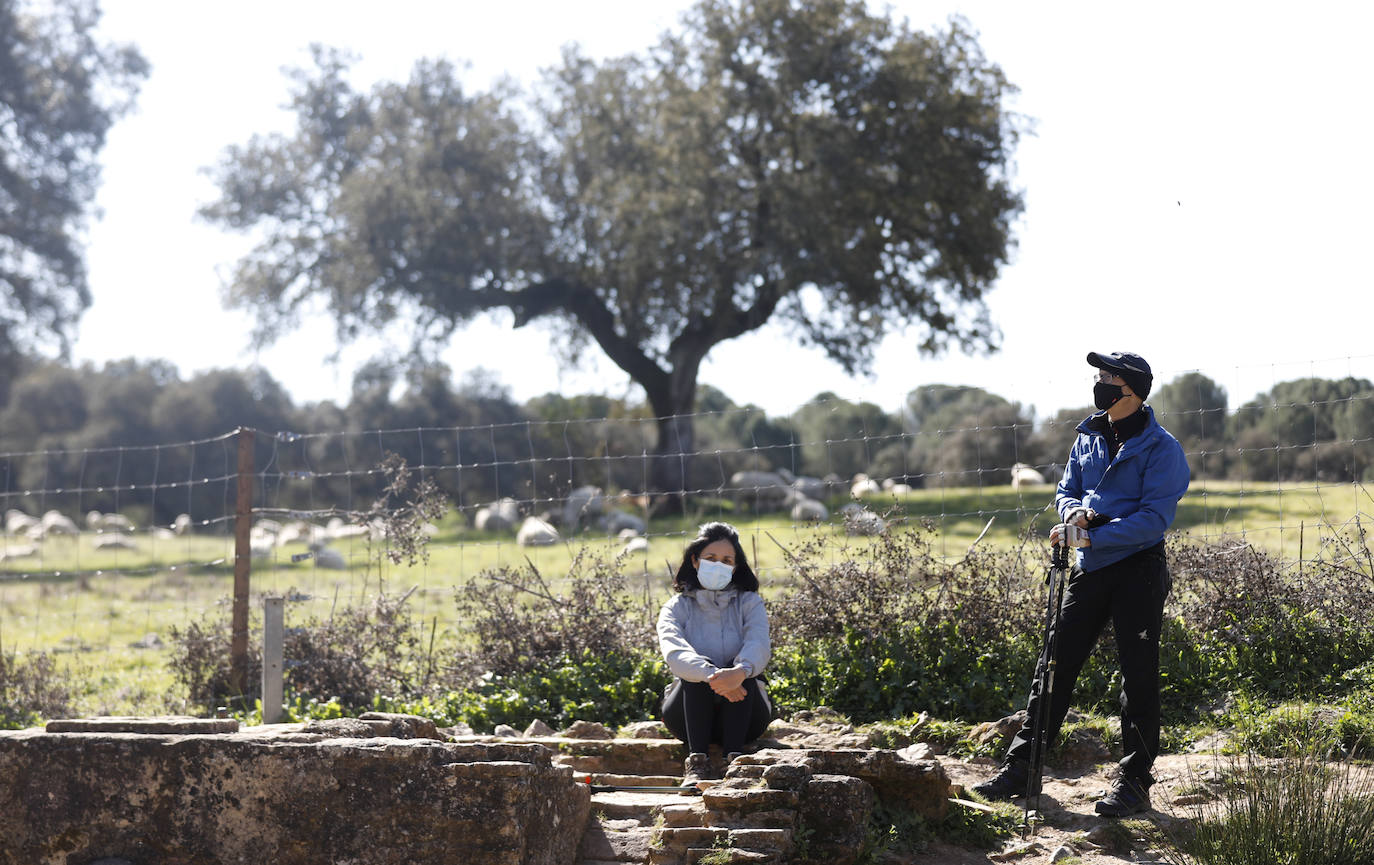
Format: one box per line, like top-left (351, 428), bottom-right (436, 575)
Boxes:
top-left (896, 742), bottom-right (934, 762)
top-left (309, 545), bottom-right (347, 569)
top-left (93, 534), bottom-right (138, 551)
top-left (5, 510), bottom-right (37, 536)
top-left (839, 503), bottom-right (885, 535)
top-left (0, 543), bottom-right (37, 561)
top-left (790, 497), bottom-right (828, 522)
top-left (516, 516), bottom-right (559, 547)
top-left (475, 498), bottom-right (520, 532)
top-left (41, 510), bottom-right (80, 536)
top-left (1011, 462), bottom-right (1047, 488)
top-left (599, 509), bottom-right (645, 535)
top-left (562, 485), bottom-right (605, 530)
top-left (524, 719), bottom-right (556, 737)
top-left (850, 474), bottom-right (882, 498)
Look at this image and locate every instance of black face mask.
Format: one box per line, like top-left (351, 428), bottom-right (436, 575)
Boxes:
top-left (1094, 381), bottom-right (1125, 411)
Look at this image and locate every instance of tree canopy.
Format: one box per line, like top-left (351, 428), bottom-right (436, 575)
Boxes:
top-left (202, 0), bottom-right (1025, 490)
top-left (1152, 371), bottom-right (1228, 446)
top-left (0, 0), bottom-right (147, 369)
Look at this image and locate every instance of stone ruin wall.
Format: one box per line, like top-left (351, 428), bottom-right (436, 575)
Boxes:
top-left (0, 715), bottom-right (588, 865)
top-left (0, 713), bottom-right (956, 865)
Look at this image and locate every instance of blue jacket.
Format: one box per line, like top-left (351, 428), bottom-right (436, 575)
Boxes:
top-left (1056, 406), bottom-right (1190, 571)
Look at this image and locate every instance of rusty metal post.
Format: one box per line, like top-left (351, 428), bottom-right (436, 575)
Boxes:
top-left (230, 427), bottom-right (255, 698)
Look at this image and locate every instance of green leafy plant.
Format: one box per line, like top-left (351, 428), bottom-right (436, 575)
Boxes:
top-left (696, 834), bottom-right (735, 865)
top-left (390, 648), bottom-right (664, 732)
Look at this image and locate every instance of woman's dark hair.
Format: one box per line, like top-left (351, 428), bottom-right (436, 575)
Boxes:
top-left (673, 521), bottom-right (759, 593)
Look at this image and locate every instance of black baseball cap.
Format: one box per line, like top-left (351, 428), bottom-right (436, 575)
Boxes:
top-left (1087, 351), bottom-right (1153, 399)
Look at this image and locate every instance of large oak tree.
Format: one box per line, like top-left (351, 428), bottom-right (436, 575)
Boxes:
top-left (204, 0), bottom-right (1024, 495)
top-left (0, 0), bottom-right (146, 377)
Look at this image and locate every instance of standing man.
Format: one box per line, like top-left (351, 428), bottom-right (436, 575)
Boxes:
top-left (973, 351), bottom-right (1190, 817)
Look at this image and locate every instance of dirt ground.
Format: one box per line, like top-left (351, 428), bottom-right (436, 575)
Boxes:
top-left (920, 752), bottom-right (1213, 864)
top-left (770, 711), bottom-right (1214, 863)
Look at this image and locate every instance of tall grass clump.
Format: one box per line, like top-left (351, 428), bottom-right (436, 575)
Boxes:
top-left (1164, 718), bottom-right (1374, 865)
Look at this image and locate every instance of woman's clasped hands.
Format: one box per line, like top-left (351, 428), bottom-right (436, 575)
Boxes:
top-left (707, 665), bottom-right (749, 702)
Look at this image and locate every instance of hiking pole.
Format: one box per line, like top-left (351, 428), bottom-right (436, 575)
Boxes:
top-left (1023, 533), bottom-right (1072, 836)
top-left (576, 775), bottom-right (702, 795)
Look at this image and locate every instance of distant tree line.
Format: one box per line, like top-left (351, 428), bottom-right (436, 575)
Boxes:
top-left (0, 357), bottom-right (1369, 528)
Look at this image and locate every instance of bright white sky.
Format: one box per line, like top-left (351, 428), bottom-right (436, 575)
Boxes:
top-left (80, 1), bottom-right (1374, 422)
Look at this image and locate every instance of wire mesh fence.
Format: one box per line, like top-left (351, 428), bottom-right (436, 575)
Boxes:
top-left (1, 382), bottom-right (1371, 717)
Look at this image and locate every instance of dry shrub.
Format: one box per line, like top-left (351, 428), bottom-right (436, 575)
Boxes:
top-left (0, 649), bottom-right (73, 727)
top-left (168, 589), bottom-right (422, 713)
top-left (451, 547), bottom-right (656, 680)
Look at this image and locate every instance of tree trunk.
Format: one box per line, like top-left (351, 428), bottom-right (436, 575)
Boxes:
top-left (643, 360), bottom-right (701, 513)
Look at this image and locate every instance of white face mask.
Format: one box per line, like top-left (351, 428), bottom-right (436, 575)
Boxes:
top-left (696, 558), bottom-right (734, 591)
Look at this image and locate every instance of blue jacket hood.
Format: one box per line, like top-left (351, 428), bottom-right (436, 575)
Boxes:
top-left (1056, 406), bottom-right (1190, 571)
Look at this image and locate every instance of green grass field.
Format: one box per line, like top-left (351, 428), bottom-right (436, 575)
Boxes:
top-left (2, 479), bottom-right (1369, 716)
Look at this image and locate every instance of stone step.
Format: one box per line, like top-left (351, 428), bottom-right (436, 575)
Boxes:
top-left (703, 809), bottom-right (796, 830)
top-left (700, 780), bottom-right (800, 815)
top-left (656, 826), bottom-right (729, 850)
top-left (588, 773), bottom-right (684, 788)
top-left (723, 829), bottom-right (793, 857)
top-left (664, 848), bottom-right (780, 865)
top-left (590, 789), bottom-right (700, 822)
top-left (659, 801), bottom-right (708, 828)
top-left (455, 735), bottom-right (686, 776)
top-left (578, 823), bottom-right (657, 862)
top-left (577, 776), bottom-right (713, 865)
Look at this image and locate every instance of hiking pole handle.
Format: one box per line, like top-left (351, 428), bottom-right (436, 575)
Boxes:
top-left (1051, 541), bottom-right (1069, 571)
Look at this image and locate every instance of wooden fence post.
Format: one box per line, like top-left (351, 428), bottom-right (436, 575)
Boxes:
top-left (230, 427), bottom-right (255, 699)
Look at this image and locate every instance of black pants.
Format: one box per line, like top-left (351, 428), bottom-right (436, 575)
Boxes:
top-left (1005, 544), bottom-right (1171, 784)
top-left (660, 677), bottom-right (771, 754)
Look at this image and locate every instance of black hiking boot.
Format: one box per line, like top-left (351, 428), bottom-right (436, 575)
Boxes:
top-left (682, 752), bottom-right (713, 787)
top-left (1095, 776), bottom-right (1151, 817)
top-left (971, 759), bottom-right (1036, 801)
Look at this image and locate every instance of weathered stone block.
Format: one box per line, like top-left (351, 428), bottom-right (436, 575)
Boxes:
top-left (357, 710), bottom-right (441, 740)
top-left (759, 763), bottom-right (811, 791)
top-left (44, 717), bottom-right (239, 735)
top-left (658, 825), bottom-right (729, 850)
top-left (562, 719), bottom-right (615, 740)
top-left (457, 735), bottom-right (686, 777)
top-left (0, 728), bottom-right (587, 865)
top-left (750, 747), bottom-right (952, 822)
top-left (705, 808), bottom-right (797, 830)
top-left (798, 774), bottom-right (873, 865)
top-left (701, 781), bottom-right (800, 814)
top-left (578, 824), bottom-right (657, 861)
top-left (729, 827), bottom-right (793, 855)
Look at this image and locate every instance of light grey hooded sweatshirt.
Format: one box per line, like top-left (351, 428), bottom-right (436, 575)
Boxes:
top-left (656, 588), bottom-right (770, 682)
